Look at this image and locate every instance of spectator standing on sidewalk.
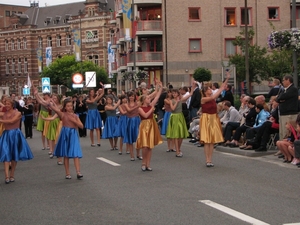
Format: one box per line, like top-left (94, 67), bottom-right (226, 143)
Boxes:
top-left (275, 75), bottom-right (298, 140)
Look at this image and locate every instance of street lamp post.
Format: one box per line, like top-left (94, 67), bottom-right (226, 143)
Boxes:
top-left (292, 0), bottom-right (298, 88)
top-left (244, 0), bottom-right (250, 94)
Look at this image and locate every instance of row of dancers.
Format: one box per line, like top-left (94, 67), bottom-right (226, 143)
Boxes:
top-left (0, 73), bottom-right (232, 183)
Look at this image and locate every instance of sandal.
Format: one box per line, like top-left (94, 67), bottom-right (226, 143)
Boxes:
top-left (5, 177), bottom-right (10, 184)
top-left (141, 165), bottom-right (146, 171)
top-left (91, 144), bottom-right (96, 147)
top-left (175, 152), bottom-right (183, 157)
top-left (65, 175), bottom-right (72, 179)
top-left (244, 145), bottom-right (253, 150)
top-left (9, 177), bottom-right (15, 182)
top-left (77, 173), bottom-right (83, 179)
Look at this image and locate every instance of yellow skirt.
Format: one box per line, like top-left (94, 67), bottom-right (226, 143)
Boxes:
top-left (136, 118), bottom-right (163, 149)
top-left (0, 122), bottom-right (4, 137)
top-left (199, 113), bottom-right (224, 144)
top-left (55, 120), bottom-right (63, 144)
top-left (43, 120), bottom-right (50, 137)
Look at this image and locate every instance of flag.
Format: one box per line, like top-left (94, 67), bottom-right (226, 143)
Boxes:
top-left (27, 74), bottom-right (32, 88)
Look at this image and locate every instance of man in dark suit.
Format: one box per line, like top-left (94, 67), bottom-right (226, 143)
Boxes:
top-left (221, 84), bottom-right (234, 107)
top-left (189, 83), bottom-right (200, 122)
top-left (276, 75), bottom-right (298, 140)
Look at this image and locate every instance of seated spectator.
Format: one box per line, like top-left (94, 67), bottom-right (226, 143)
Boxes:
top-left (220, 101), bottom-right (241, 129)
top-left (242, 100), bottom-right (279, 151)
top-left (217, 102), bottom-right (225, 119)
top-left (241, 104), bottom-right (270, 143)
top-left (188, 109), bottom-right (201, 142)
top-left (221, 84), bottom-right (234, 107)
top-left (228, 98), bottom-right (257, 147)
top-left (291, 122), bottom-right (300, 166)
top-left (254, 95), bottom-right (269, 112)
top-left (223, 95), bottom-right (249, 145)
top-left (276, 121), bottom-right (297, 163)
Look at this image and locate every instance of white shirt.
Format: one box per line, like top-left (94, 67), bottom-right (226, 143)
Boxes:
top-left (183, 92), bottom-right (191, 108)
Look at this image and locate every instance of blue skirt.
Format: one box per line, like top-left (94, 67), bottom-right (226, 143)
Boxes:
top-left (85, 109), bottom-right (102, 129)
top-left (102, 116), bottom-right (119, 139)
top-left (123, 116), bottom-right (141, 144)
top-left (54, 127), bottom-right (83, 158)
top-left (0, 129), bottom-right (33, 162)
top-left (160, 111), bottom-right (171, 135)
top-left (114, 115), bottom-right (128, 138)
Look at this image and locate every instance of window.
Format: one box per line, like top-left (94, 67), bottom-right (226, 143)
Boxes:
top-left (38, 37), bottom-right (42, 48)
top-left (11, 39), bottom-right (15, 50)
top-left (23, 38), bottom-right (27, 49)
top-left (6, 59), bottom-right (9, 74)
top-left (5, 11), bottom-right (10, 17)
top-left (189, 39), bottom-right (202, 52)
top-left (241, 8), bottom-right (252, 25)
top-left (88, 55), bottom-right (99, 65)
top-left (140, 8), bottom-right (162, 20)
top-left (56, 35), bottom-right (62, 47)
top-left (18, 58), bottom-right (22, 73)
top-left (86, 30), bottom-right (98, 39)
top-left (24, 58), bottom-right (28, 73)
top-left (47, 36), bottom-right (52, 47)
top-left (17, 39), bottom-right (21, 50)
top-left (268, 7), bottom-right (279, 20)
top-left (5, 40), bottom-right (9, 51)
top-left (225, 39), bottom-right (236, 57)
top-left (66, 34), bottom-right (72, 46)
top-left (225, 8), bottom-right (236, 26)
top-left (189, 7), bottom-right (200, 21)
top-left (12, 59), bottom-right (15, 74)
top-left (12, 11), bottom-right (16, 15)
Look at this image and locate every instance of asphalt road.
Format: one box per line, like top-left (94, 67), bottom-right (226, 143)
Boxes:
top-left (1, 129), bottom-right (300, 225)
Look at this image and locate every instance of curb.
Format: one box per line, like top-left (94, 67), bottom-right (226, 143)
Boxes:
top-left (215, 145), bottom-right (277, 157)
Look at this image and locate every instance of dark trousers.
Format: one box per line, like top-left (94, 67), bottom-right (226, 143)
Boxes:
top-left (252, 121), bottom-right (278, 148)
top-left (24, 116), bottom-right (33, 138)
top-left (99, 111), bottom-right (106, 136)
top-left (223, 122), bottom-right (240, 141)
top-left (78, 114), bottom-right (87, 137)
top-left (245, 126), bottom-right (261, 140)
top-left (233, 124), bottom-right (250, 141)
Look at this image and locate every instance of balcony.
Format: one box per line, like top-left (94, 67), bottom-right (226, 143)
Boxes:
top-left (111, 37), bottom-right (118, 49)
top-left (111, 62), bottom-right (118, 73)
top-left (118, 56), bottom-right (127, 71)
top-left (109, 13), bottom-right (117, 24)
top-left (127, 52), bottom-right (163, 67)
top-left (116, 0), bottom-right (123, 18)
top-left (116, 28), bottom-right (125, 43)
top-left (136, 20), bottom-right (163, 36)
top-left (134, 0), bottom-right (162, 4)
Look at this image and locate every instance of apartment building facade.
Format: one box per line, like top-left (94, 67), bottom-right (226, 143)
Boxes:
top-left (111, 0), bottom-right (292, 91)
top-left (0, 0), bottom-right (114, 96)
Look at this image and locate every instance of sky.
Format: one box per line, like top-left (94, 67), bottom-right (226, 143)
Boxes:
top-left (1, 0), bottom-right (84, 7)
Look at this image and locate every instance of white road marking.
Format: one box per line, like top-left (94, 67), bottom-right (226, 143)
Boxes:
top-left (199, 200), bottom-right (270, 225)
top-left (97, 157), bottom-right (120, 166)
top-left (283, 223), bottom-right (300, 225)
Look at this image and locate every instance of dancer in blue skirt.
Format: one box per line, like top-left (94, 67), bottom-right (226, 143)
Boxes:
top-left (114, 95), bottom-right (128, 154)
top-left (160, 90), bottom-right (175, 152)
top-left (85, 88), bottom-right (104, 147)
top-left (46, 97), bottom-right (84, 180)
top-left (102, 96), bottom-right (120, 150)
top-left (0, 97), bottom-right (33, 184)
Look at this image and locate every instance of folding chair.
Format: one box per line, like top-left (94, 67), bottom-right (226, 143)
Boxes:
top-left (268, 133), bottom-right (279, 150)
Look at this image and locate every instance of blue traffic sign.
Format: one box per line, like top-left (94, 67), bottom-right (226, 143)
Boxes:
top-left (42, 77), bottom-right (50, 86)
top-left (42, 86), bottom-right (50, 93)
top-left (23, 88), bottom-right (30, 95)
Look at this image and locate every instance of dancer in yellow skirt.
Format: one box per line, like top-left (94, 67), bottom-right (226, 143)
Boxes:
top-left (200, 72), bottom-right (230, 167)
top-left (136, 81), bottom-right (163, 171)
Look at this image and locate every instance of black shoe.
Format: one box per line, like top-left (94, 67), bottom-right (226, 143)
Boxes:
top-left (190, 139), bottom-right (198, 143)
top-left (77, 173), bottom-right (83, 179)
top-left (255, 147), bottom-right (267, 152)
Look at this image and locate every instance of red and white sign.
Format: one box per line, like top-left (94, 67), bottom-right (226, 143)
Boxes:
top-left (72, 73), bottom-right (83, 84)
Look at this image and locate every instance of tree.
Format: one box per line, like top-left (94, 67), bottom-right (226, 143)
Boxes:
top-left (41, 55), bottom-right (109, 89)
top-left (193, 67), bottom-right (212, 82)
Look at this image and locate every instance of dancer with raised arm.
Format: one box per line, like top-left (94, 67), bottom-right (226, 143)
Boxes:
top-left (136, 81), bottom-right (163, 171)
top-left (200, 72), bottom-right (230, 167)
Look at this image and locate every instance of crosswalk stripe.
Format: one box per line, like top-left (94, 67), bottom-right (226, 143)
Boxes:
top-left (97, 157), bottom-right (120, 166)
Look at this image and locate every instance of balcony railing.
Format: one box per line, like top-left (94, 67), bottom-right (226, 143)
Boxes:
top-left (116, 28), bottom-right (124, 41)
top-left (137, 20), bottom-right (162, 31)
top-left (127, 52), bottom-right (163, 63)
top-left (119, 56), bottom-right (127, 67)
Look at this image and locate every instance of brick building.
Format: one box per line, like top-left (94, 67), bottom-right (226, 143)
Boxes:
top-left (111, 0), bottom-right (292, 92)
top-left (0, 0), bottom-right (114, 97)
top-left (0, 3), bottom-right (29, 29)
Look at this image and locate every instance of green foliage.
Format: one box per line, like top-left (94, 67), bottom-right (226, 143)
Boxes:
top-left (41, 55), bottom-right (109, 90)
top-left (193, 67), bottom-right (212, 82)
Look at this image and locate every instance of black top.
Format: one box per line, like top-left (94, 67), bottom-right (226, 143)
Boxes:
top-left (189, 87), bottom-right (200, 109)
top-left (75, 101), bottom-right (87, 114)
top-left (221, 90), bottom-right (234, 107)
top-left (244, 107), bottom-right (257, 127)
top-left (276, 84), bottom-right (298, 115)
top-left (157, 91), bottom-right (167, 110)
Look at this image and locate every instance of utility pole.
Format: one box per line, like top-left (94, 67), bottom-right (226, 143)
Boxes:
top-left (292, 0), bottom-right (298, 88)
top-left (132, 0), bottom-right (136, 84)
top-left (244, 0), bottom-right (250, 94)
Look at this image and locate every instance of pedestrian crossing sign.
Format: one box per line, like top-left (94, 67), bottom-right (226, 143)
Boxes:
top-left (42, 77), bottom-right (50, 86)
top-left (42, 86), bottom-right (50, 93)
